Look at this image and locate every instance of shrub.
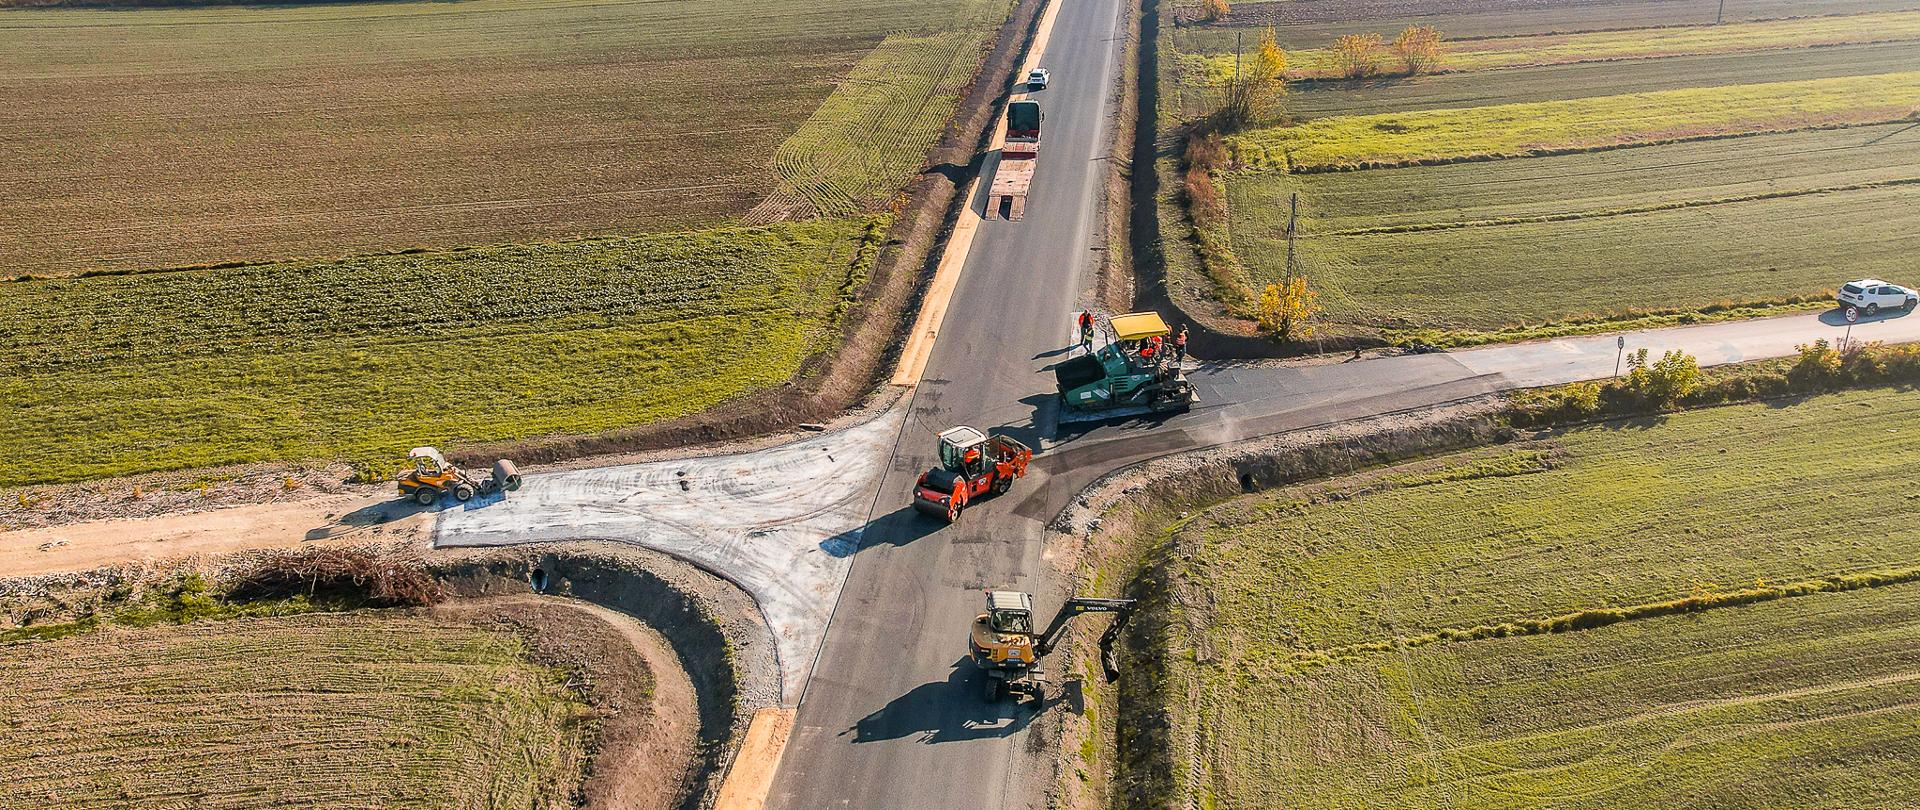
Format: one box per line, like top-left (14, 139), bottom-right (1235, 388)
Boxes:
top-left (1211, 27), bottom-right (1287, 130)
top-left (1331, 33), bottom-right (1384, 78)
top-left (1622, 348), bottom-right (1701, 406)
top-left (1200, 0), bottom-right (1229, 22)
top-left (1390, 26), bottom-right (1444, 75)
top-left (1788, 339), bottom-right (1843, 389)
top-left (1257, 276), bottom-right (1321, 341)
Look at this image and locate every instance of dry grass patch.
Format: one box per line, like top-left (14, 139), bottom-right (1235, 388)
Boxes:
top-left (0, 612), bottom-right (593, 809)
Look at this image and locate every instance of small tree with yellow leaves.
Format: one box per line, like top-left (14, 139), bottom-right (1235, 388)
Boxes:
top-left (1257, 276), bottom-right (1321, 342)
top-left (1215, 26), bottom-right (1287, 128)
top-left (1200, 0), bottom-right (1230, 22)
top-left (1391, 26), bottom-right (1444, 75)
top-left (1331, 33), bottom-right (1384, 78)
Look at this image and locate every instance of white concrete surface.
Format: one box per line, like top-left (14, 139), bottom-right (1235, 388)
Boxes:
top-left (433, 406), bottom-right (906, 705)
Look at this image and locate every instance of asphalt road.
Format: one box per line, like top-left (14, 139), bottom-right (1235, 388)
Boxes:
top-left (768, 0), bottom-right (1128, 805)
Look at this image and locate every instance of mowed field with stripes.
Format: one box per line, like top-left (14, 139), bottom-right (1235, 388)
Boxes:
top-left (1143, 385), bottom-right (1920, 808)
top-left (1166, 0), bottom-right (1920, 345)
top-left (0, 0), bottom-right (1009, 485)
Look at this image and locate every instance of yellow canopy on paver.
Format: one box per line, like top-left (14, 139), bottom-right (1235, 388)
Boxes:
top-left (1108, 311), bottom-right (1171, 341)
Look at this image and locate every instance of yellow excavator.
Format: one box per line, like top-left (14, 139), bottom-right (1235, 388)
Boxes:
top-left (969, 590), bottom-right (1136, 702)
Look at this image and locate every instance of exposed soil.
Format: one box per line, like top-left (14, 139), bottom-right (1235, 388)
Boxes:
top-left (0, 492), bottom-right (429, 577)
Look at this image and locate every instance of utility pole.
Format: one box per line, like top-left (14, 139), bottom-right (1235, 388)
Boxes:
top-left (1284, 192), bottom-right (1299, 284)
top-left (1715, 0), bottom-right (1725, 24)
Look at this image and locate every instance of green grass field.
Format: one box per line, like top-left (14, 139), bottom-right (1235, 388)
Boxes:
top-left (1156, 388), bottom-right (1920, 807)
top-left (1225, 123), bottom-right (1920, 332)
top-left (1160, 2), bottom-right (1920, 339)
top-left (1230, 70), bottom-right (1920, 171)
top-left (0, 219), bottom-right (879, 486)
top-left (0, 612), bottom-right (593, 809)
top-left (1279, 40), bottom-right (1920, 118)
top-left (1240, 124), bottom-right (1920, 234)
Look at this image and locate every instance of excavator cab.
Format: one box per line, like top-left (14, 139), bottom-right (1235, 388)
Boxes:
top-left (971, 590), bottom-right (1039, 669)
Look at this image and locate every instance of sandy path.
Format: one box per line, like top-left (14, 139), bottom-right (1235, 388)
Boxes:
top-left (0, 493), bottom-right (429, 576)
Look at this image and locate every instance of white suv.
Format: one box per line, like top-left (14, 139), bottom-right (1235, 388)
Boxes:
top-left (1837, 279), bottom-right (1917, 316)
top-left (1026, 68), bottom-right (1050, 90)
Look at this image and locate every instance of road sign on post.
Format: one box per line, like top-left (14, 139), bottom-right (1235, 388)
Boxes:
top-left (1846, 306), bottom-right (1860, 324)
top-left (1614, 335), bottom-right (1626, 378)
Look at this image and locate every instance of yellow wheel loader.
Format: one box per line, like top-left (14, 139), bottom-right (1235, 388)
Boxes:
top-left (396, 446), bottom-right (521, 506)
top-left (968, 590), bottom-right (1135, 702)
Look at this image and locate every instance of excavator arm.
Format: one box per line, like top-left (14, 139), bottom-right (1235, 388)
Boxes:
top-left (1034, 597), bottom-right (1136, 657)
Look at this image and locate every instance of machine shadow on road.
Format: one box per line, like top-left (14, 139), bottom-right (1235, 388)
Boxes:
top-left (842, 504), bottom-right (946, 553)
top-left (844, 657), bottom-right (1073, 744)
top-left (301, 492), bottom-right (500, 542)
top-left (1820, 306), bottom-right (1913, 326)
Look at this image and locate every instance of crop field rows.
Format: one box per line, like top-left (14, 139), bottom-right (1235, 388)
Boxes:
top-left (0, 613), bottom-right (591, 809)
top-left (1199, 10), bottom-right (1920, 78)
top-left (0, 0), bottom-right (1001, 275)
top-left (0, 219), bottom-right (881, 485)
top-left (1182, 0), bottom-right (1920, 49)
top-left (1163, 3), bottom-right (1920, 340)
top-left (755, 0), bottom-right (1013, 222)
top-left (1160, 388), bottom-right (1920, 807)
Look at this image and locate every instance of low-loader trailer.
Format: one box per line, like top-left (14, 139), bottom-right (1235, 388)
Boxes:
top-left (988, 100), bottom-right (1042, 220)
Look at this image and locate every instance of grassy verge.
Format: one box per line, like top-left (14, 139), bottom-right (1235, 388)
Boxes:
top-left (0, 611), bottom-right (593, 809)
top-left (1132, 384), bottom-right (1920, 806)
top-left (1229, 71), bottom-right (1920, 171)
top-left (0, 219), bottom-right (882, 486)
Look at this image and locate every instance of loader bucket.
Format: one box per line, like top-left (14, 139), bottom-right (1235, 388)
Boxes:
top-left (493, 460), bottom-right (522, 492)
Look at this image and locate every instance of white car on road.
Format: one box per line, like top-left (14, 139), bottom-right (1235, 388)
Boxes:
top-left (1837, 279), bottom-right (1918, 316)
top-left (1026, 68), bottom-right (1050, 90)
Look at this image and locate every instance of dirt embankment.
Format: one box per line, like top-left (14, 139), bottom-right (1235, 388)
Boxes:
top-left (443, 596), bottom-right (699, 810)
